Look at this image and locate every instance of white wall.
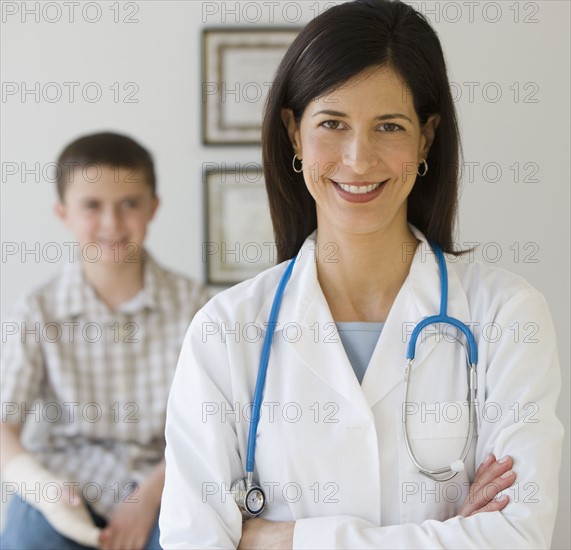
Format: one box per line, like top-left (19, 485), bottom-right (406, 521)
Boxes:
top-left (1, 1), bottom-right (569, 547)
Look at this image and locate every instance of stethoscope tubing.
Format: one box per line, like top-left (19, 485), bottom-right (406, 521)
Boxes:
top-left (406, 242), bottom-right (478, 364)
top-left (245, 241), bottom-right (478, 482)
top-left (246, 256), bottom-right (296, 474)
top-left (403, 242), bottom-right (478, 480)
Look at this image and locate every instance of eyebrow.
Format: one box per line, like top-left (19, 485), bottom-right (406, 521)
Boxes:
top-left (312, 110), bottom-right (413, 123)
top-left (80, 194), bottom-right (142, 203)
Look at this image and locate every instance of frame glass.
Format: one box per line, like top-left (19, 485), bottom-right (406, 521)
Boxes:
top-left (202, 28), bottom-right (299, 145)
top-left (203, 165), bottom-right (276, 285)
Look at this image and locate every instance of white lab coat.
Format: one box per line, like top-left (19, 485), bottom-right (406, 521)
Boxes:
top-left (160, 228), bottom-right (563, 549)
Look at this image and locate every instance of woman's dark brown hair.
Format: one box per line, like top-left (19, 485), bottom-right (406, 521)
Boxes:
top-left (262, 0), bottom-right (461, 262)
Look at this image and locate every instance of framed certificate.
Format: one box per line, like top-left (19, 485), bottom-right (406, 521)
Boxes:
top-left (203, 165), bottom-right (276, 285)
top-left (202, 28), bottom-right (300, 145)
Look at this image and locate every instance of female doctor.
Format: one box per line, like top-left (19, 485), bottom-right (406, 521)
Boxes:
top-left (160, 0), bottom-right (563, 548)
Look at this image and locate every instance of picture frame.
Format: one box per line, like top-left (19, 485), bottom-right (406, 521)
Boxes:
top-left (202, 28), bottom-right (300, 145)
top-left (203, 165), bottom-right (276, 285)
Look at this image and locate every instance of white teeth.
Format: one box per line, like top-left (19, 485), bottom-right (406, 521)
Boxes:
top-left (337, 181), bottom-right (383, 194)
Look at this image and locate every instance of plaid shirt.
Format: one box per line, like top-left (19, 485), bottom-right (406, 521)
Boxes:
top-left (1, 251), bottom-right (209, 517)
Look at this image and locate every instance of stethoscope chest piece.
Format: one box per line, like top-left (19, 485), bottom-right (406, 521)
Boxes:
top-left (231, 476), bottom-right (266, 518)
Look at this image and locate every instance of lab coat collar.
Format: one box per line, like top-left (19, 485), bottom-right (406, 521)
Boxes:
top-left (253, 233), bottom-right (372, 419)
top-left (367, 227), bottom-right (472, 408)
top-left (255, 227), bottom-right (472, 414)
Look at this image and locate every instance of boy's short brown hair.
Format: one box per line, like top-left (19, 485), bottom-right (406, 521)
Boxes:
top-left (56, 132), bottom-right (156, 200)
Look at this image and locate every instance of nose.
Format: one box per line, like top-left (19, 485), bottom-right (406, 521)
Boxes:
top-left (341, 132), bottom-right (380, 175)
top-left (100, 205), bottom-right (123, 233)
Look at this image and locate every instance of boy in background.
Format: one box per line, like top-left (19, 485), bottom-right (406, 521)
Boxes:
top-left (1, 132), bottom-right (209, 549)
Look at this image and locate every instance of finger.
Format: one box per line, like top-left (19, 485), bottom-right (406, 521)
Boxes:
top-left (477, 455), bottom-right (512, 485)
top-left (121, 532), bottom-right (141, 550)
top-left (112, 532), bottom-right (128, 550)
top-left (474, 453), bottom-right (495, 477)
top-left (482, 469), bottom-right (515, 502)
top-left (465, 469), bottom-right (515, 514)
top-left (115, 534), bottom-right (131, 550)
top-left (129, 534), bottom-right (147, 550)
top-left (99, 528), bottom-right (111, 550)
top-left (472, 494), bottom-right (510, 516)
top-left (472, 455), bottom-right (513, 489)
top-left (491, 455), bottom-right (513, 476)
top-left (61, 485), bottom-right (82, 507)
top-left (462, 464), bottom-right (514, 516)
top-left (103, 528), bottom-right (119, 550)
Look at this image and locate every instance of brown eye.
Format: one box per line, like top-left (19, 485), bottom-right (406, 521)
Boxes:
top-left (380, 123), bottom-right (402, 132)
top-left (322, 120), bottom-right (341, 130)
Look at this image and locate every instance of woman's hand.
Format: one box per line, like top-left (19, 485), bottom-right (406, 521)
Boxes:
top-left (237, 455), bottom-right (513, 549)
top-left (238, 518), bottom-right (295, 550)
top-left (459, 453), bottom-right (515, 517)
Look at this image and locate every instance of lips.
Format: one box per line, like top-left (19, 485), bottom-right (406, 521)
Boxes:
top-left (330, 178), bottom-right (388, 202)
top-left (336, 181), bottom-right (384, 194)
top-left (98, 238), bottom-right (129, 247)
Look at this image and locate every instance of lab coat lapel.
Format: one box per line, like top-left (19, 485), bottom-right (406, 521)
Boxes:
top-left (270, 235), bottom-right (374, 421)
top-left (361, 281), bottom-right (423, 409)
top-left (292, 288), bottom-right (374, 421)
top-left (362, 229), bottom-right (472, 409)
top-left (254, 230), bottom-right (472, 418)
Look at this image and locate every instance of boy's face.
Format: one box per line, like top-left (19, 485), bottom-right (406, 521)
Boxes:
top-left (55, 165), bottom-right (159, 265)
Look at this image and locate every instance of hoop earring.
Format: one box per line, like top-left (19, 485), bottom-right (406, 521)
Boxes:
top-left (292, 154), bottom-right (303, 174)
top-left (417, 159), bottom-right (428, 177)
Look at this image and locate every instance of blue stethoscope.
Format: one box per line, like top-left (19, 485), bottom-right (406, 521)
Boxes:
top-left (232, 242), bottom-right (478, 518)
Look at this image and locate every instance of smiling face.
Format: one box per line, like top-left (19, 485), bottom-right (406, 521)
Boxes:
top-left (282, 66), bottom-right (439, 238)
top-left (55, 165), bottom-right (159, 264)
